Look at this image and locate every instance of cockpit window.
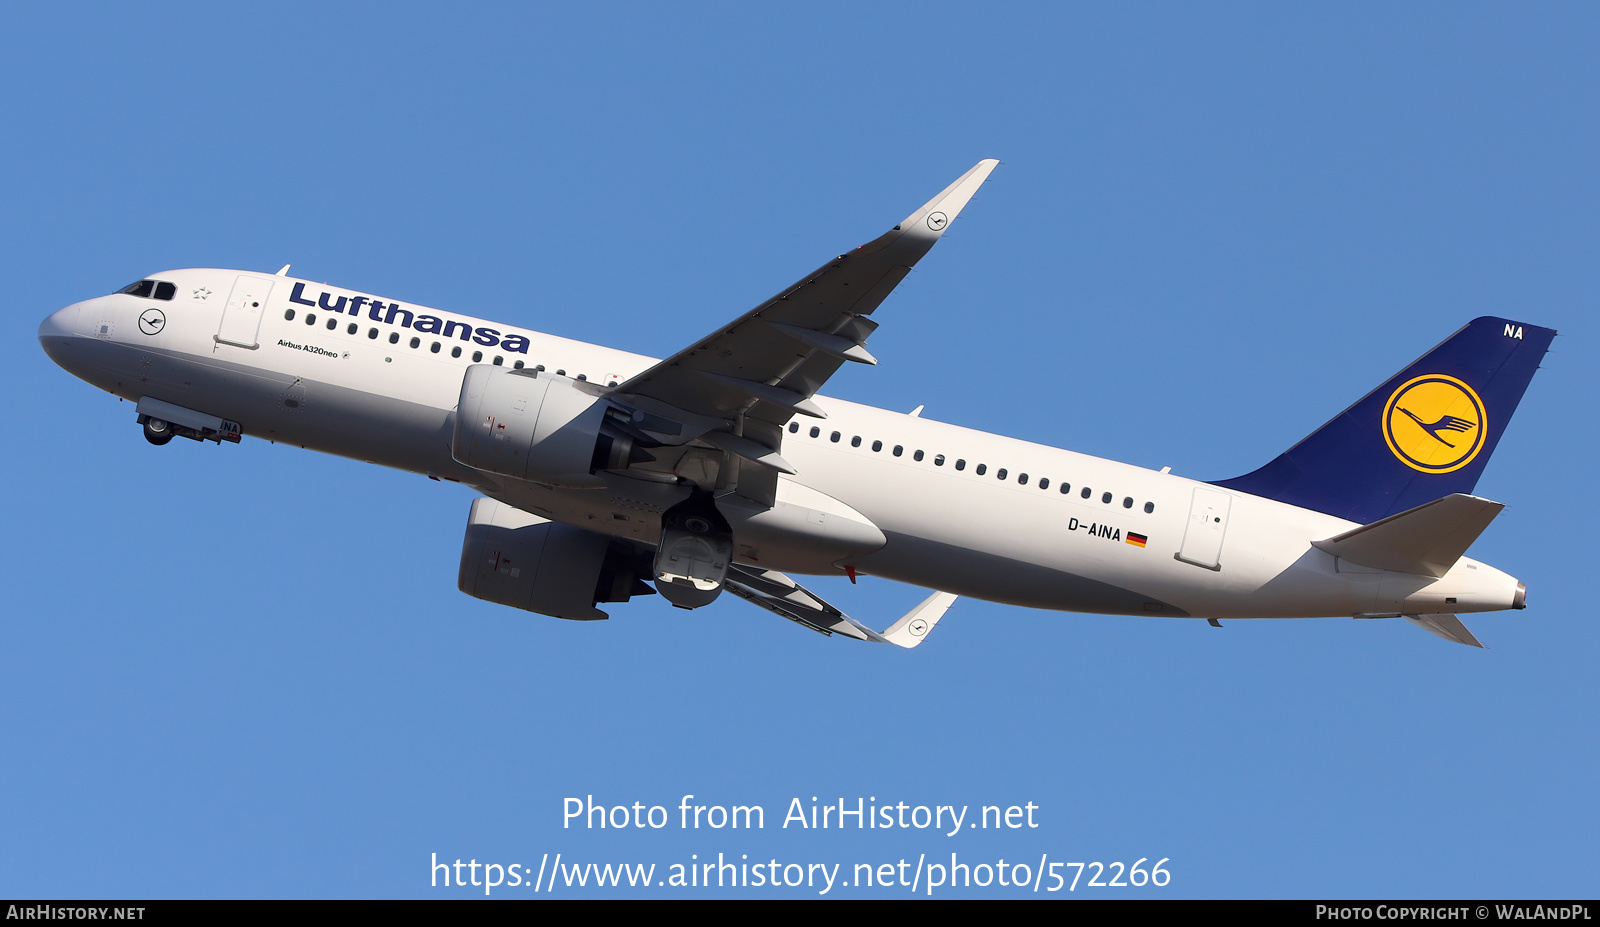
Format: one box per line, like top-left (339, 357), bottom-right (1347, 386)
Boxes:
top-left (118, 279), bottom-right (176, 300)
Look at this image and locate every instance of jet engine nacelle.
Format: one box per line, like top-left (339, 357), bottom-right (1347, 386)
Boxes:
top-left (453, 366), bottom-right (635, 488)
top-left (458, 497), bottom-right (653, 620)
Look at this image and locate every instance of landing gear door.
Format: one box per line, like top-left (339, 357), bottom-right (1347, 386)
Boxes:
top-left (1177, 487), bottom-right (1231, 570)
top-left (215, 275), bottom-right (275, 349)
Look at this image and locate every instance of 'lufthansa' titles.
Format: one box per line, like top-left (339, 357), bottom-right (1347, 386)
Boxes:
top-left (289, 282), bottom-right (530, 354)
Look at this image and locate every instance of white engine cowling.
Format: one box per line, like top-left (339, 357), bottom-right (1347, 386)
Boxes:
top-left (452, 366), bottom-right (612, 488)
top-left (458, 498), bottom-right (653, 620)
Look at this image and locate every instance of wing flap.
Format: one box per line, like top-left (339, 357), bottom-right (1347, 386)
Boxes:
top-left (724, 565), bottom-right (871, 640)
top-left (724, 565), bottom-right (956, 649)
top-left (699, 431), bottom-right (796, 474)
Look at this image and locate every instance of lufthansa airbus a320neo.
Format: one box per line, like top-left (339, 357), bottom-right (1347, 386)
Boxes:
top-left (38, 161), bottom-right (1555, 648)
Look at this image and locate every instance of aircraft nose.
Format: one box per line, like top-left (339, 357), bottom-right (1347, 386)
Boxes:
top-left (38, 303), bottom-right (88, 373)
top-left (39, 303), bottom-right (81, 341)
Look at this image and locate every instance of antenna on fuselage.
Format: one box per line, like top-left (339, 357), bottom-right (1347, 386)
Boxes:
top-left (275, 264), bottom-right (291, 276)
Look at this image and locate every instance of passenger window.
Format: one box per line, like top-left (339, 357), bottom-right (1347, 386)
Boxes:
top-left (1081, 487), bottom-right (1092, 499)
top-left (997, 468), bottom-right (1008, 480)
top-left (368, 328), bottom-right (378, 339)
top-left (1123, 497), bottom-right (1133, 508)
top-left (976, 464), bottom-right (987, 475)
top-left (810, 426), bottom-right (820, 438)
top-left (851, 436), bottom-right (861, 447)
top-left (327, 318), bottom-right (338, 330)
top-left (872, 440), bottom-right (883, 452)
top-left (830, 431), bottom-right (841, 443)
top-left (1144, 502), bottom-right (1155, 514)
top-left (1039, 478), bottom-right (1049, 489)
top-left (409, 337), bottom-right (420, 349)
top-left (493, 356), bottom-right (503, 366)
top-left (306, 314), bottom-right (316, 325)
top-left (955, 459), bottom-right (965, 471)
top-left (1060, 483), bottom-right (1071, 494)
top-left (284, 309), bottom-right (296, 321)
top-left (430, 342), bottom-right (440, 353)
top-left (789, 422), bottom-right (799, 434)
top-left (347, 323), bottom-right (358, 335)
top-left (473, 351), bottom-right (483, 362)
top-left (893, 445), bottom-right (903, 457)
top-left (389, 332), bottom-right (400, 344)
top-left (913, 450), bottom-right (924, 461)
top-left (556, 369), bottom-right (566, 376)
top-left (1018, 473), bottom-right (1028, 485)
top-left (452, 346), bottom-right (462, 358)
top-left (934, 454), bottom-right (944, 466)
top-left (577, 373), bottom-right (586, 380)
top-left (1101, 492), bottom-right (1112, 504)
top-left (515, 361), bottom-right (525, 369)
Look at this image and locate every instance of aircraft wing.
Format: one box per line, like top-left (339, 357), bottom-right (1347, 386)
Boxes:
top-left (724, 564), bottom-right (956, 649)
top-left (608, 160), bottom-right (998, 504)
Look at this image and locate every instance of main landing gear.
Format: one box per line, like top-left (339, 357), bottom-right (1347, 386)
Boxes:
top-left (652, 492), bottom-right (734, 610)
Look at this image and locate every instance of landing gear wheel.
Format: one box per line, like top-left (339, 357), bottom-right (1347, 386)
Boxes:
top-left (652, 492), bottom-right (734, 610)
top-left (143, 418), bottom-right (174, 446)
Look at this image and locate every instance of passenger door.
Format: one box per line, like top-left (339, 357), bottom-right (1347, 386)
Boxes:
top-left (215, 275), bottom-right (275, 349)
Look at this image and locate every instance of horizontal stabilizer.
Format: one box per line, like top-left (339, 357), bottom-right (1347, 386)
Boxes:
top-left (1404, 613), bottom-right (1485, 648)
top-left (1313, 493), bottom-right (1503, 578)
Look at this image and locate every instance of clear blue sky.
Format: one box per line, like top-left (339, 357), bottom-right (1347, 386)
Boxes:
top-left (2, 3), bottom-right (1595, 899)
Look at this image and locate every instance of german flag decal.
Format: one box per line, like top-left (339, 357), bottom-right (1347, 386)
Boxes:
top-left (1127, 532), bottom-right (1148, 548)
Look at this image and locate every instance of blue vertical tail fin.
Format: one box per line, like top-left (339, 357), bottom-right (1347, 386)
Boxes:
top-left (1212, 317), bottom-right (1555, 524)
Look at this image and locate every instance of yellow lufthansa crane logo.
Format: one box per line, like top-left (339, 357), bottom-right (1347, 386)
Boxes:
top-left (1382, 374), bottom-right (1487, 473)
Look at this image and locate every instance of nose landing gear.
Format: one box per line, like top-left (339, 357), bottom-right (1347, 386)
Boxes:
top-left (141, 417), bottom-right (174, 446)
top-left (134, 398), bottom-right (243, 447)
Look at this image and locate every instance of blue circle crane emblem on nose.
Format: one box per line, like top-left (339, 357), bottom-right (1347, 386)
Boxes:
top-left (138, 308), bottom-right (166, 335)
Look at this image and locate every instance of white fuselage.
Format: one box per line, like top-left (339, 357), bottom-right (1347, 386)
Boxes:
top-left (39, 268), bottom-right (1524, 622)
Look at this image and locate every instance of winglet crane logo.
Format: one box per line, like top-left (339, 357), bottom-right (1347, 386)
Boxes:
top-left (1382, 374), bottom-right (1487, 473)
